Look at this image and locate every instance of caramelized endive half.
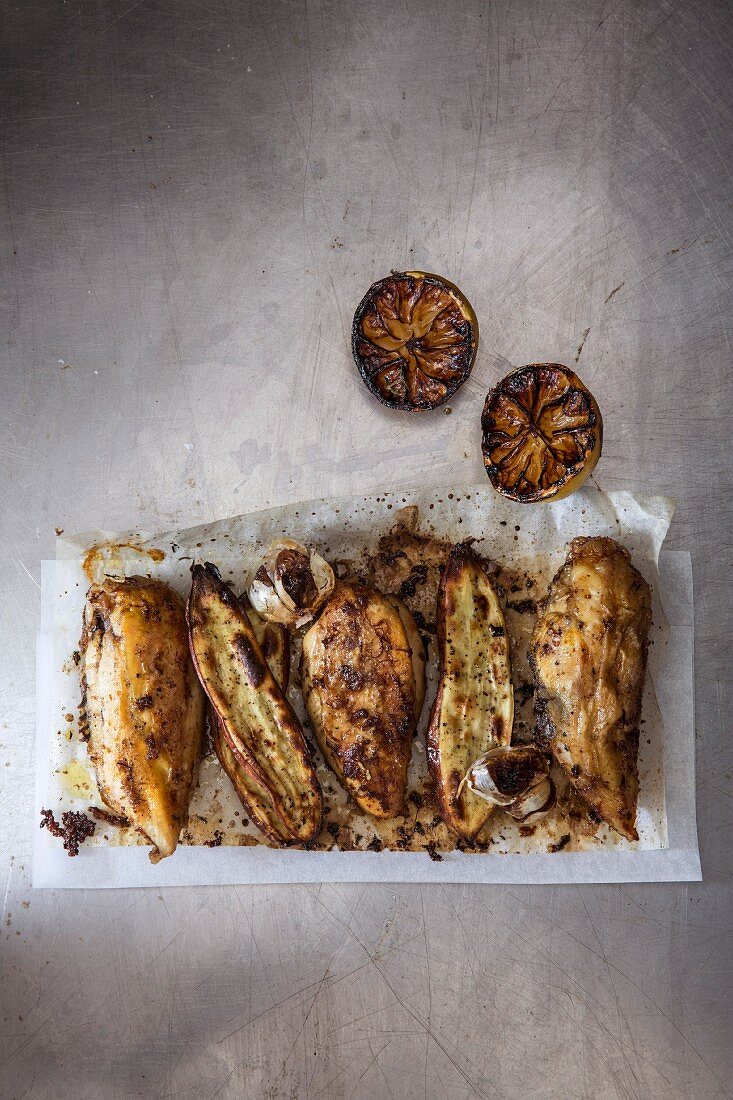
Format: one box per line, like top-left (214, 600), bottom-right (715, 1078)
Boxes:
top-left (385, 594), bottom-right (427, 722)
top-left (427, 544), bottom-right (514, 841)
top-left (187, 563), bottom-right (322, 844)
top-left (530, 536), bottom-right (651, 840)
top-left (212, 601), bottom-right (293, 844)
top-left (80, 576), bottom-right (205, 863)
top-left (301, 582), bottom-right (417, 818)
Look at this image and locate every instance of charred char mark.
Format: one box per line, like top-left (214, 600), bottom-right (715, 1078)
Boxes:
top-left (488, 752), bottom-right (537, 797)
top-left (233, 633), bottom-right (267, 688)
top-left (506, 598), bottom-right (537, 614)
top-left (533, 699), bottom-right (555, 747)
top-left (340, 663), bottom-right (365, 691)
top-left (87, 806), bottom-right (129, 828)
top-left (398, 564), bottom-right (429, 599)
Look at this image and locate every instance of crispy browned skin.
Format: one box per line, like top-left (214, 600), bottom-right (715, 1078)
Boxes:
top-left (187, 564), bottom-right (322, 845)
top-left (530, 537), bottom-right (651, 841)
top-left (80, 576), bottom-right (205, 862)
top-left (426, 544), bottom-right (513, 842)
top-left (300, 582), bottom-right (416, 818)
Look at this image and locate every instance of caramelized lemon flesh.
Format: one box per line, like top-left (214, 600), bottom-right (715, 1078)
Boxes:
top-left (481, 363), bottom-right (602, 502)
top-left (352, 271), bottom-right (478, 411)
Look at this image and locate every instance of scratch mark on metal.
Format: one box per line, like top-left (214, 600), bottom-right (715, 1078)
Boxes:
top-left (604, 282), bottom-right (625, 304)
top-left (575, 327), bottom-right (591, 362)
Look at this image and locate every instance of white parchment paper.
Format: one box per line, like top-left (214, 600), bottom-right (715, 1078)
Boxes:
top-left (33, 485), bottom-right (700, 886)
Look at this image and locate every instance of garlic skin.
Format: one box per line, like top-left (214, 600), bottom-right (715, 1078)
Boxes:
top-left (246, 538), bottom-right (335, 629)
top-left (466, 745), bottom-right (555, 823)
top-left (504, 775), bottom-right (556, 822)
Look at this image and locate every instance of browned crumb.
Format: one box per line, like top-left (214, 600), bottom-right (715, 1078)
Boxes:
top-left (548, 834), bottom-right (571, 853)
top-left (425, 844), bottom-right (443, 862)
top-left (40, 808), bottom-right (95, 856)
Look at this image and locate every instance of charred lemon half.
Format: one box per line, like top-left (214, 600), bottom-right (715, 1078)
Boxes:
top-left (352, 271), bottom-right (478, 411)
top-left (481, 363), bottom-right (602, 503)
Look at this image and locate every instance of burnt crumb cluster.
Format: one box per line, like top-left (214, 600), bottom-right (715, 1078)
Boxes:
top-left (398, 564), bottom-right (429, 600)
top-left (40, 808), bottom-right (96, 856)
top-left (506, 598), bottom-right (537, 614)
top-left (515, 682), bottom-right (535, 705)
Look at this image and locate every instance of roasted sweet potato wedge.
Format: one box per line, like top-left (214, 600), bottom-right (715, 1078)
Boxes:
top-left (426, 544), bottom-right (514, 841)
top-left (301, 581), bottom-right (416, 818)
top-left (187, 563), bottom-right (322, 845)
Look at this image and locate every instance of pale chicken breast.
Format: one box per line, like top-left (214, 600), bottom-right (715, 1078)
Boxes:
top-left (530, 537), bottom-right (651, 841)
top-left (80, 576), bottom-right (205, 862)
top-left (301, 582), bottom-right (417, 818)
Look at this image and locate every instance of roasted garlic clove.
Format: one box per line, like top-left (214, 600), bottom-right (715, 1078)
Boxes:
top-left (80, 576), bottom-right (205, 863)
top-left (466, 745), bottom-right (555, 822)
top-left (246, 538), bottom-right (334, 628)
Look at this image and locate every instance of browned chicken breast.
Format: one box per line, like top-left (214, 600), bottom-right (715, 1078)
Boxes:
top-left (426, 544), bottom-right (513, 842)
top-left (80, 576), bottom-right (205, 862)
top-left (530, 536), bottom-right (652, 841)
top-left (300, 582), bottom-right (418, 818)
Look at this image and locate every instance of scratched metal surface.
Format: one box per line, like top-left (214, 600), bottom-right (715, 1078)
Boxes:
top-left (1, 1), bottom-right (731, 1097)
